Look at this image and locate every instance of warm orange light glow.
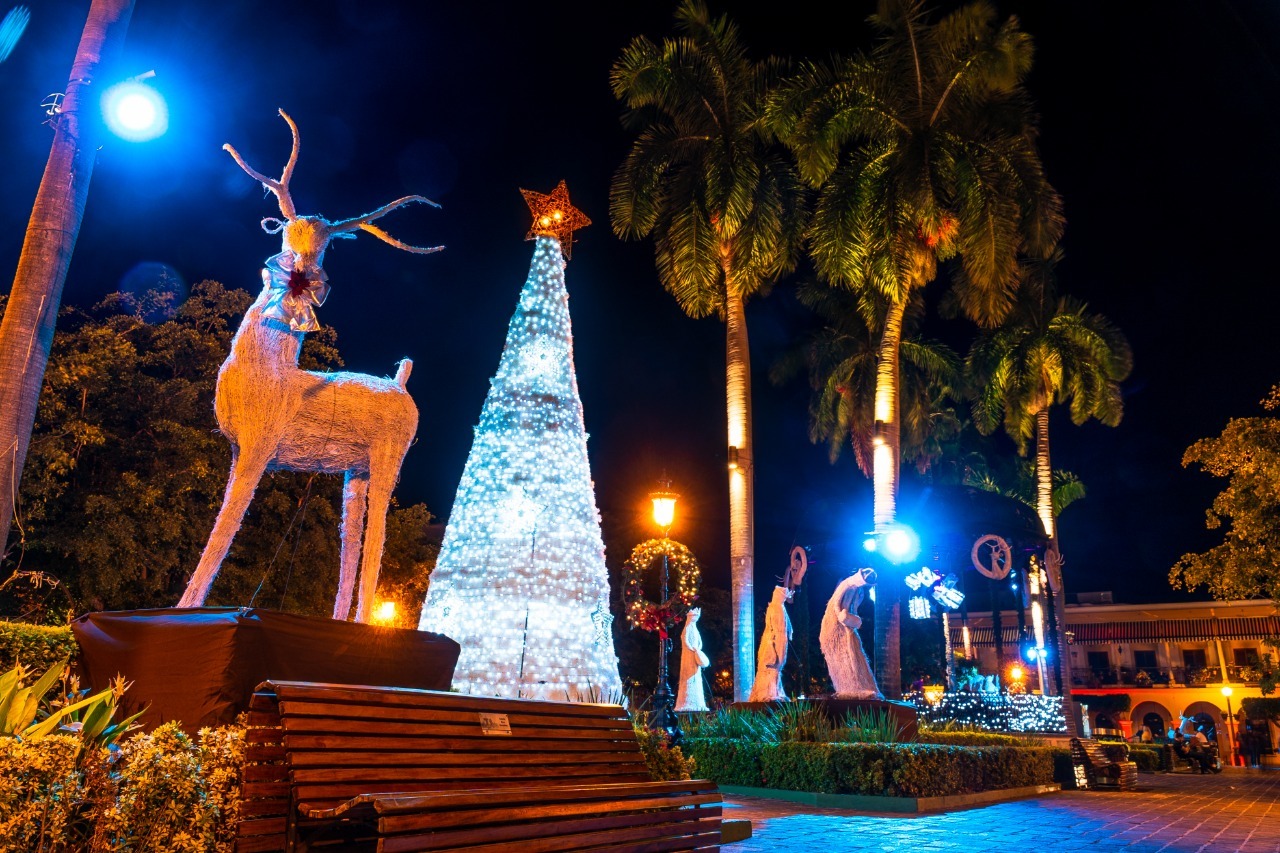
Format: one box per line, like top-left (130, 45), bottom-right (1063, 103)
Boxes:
top-left (1222, 686), bottom-right (1234, 697)
top-left (372, 600), bottom-right (397, 624)
top-left (650, 486), bottom-right (678, 531)
top-left (923, 684), bottom-right (946, 706)
top-left (521, 181), bottom-right (591, 258)
top-left (1010, 665), bottom-right (1024, 682)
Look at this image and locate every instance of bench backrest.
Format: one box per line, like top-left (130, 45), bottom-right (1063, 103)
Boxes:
top-left (237, 680), bottom-right (650, 852)
top-left (1071, 737), bottom-right (1118, 767)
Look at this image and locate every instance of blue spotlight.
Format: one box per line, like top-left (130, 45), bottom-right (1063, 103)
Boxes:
top-left (862, 536), bottom-right (878, 553)
top-left (102, 79), bottom-right (167, 142)
top-left (881, 523), bottom-right (920, 564)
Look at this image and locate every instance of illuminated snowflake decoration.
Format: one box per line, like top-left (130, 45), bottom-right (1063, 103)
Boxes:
top-left (519, 338), bottom-right (566, 381)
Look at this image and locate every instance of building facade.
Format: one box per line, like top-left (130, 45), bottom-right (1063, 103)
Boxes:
top-left (954, 597), bottom-right (1279, 762)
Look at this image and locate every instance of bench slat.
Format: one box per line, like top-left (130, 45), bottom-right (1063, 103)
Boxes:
top-left (266, 681), bottom-right (623, 718)
top-left (279, 703), bottom-right (631, 733)
top-left (379, 792), bottom-right (721, 834)
top-left (381, 816), bottom-right (723, 853)
top-left (287, 750), bottom-right (642, 768)
top-left (373, 780), bottom-right (718, 815)
top-left (376, 804), bottom-right (721, 850)
top-left (282, 734), bottom-right (642, 754)
top-left (295, 773), bottom-right (656, 808)
top-left (277, 713), bottom-right (633, 738)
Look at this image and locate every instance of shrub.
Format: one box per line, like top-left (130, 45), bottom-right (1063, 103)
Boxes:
top-left (1128, 746), bottom-right (1162, 772)
top-left (0, 623), bottom-right (77, 673)
top-left (682, 706), bottom-right (780, 742)
top-left (683, 738), bottom-right (1055, 797)
top-left (682, 738), bottom-right (764, 787)
top-left (631, 721), bottom-right (695, 782)
top-left (0, 734), bottom-right (87, 850)
top-left (0, 724), bottom-right (245, 852)
top-left (918, 731), bottom-right (1044, 747)
top-left (839, 707), bottom-right (907, 743)
top-left (93, 723), bottom-right (245, 852)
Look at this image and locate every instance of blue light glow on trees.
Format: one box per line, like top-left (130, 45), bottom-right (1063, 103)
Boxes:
top-left (419, 234), bottom-right (622, 701)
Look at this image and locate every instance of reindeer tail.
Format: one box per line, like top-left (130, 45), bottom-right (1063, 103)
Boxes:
top-left (395, 358), bottom-right (413, 389)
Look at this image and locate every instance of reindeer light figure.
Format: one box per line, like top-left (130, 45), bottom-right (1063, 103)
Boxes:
top-left (176, 110), bottom-right (442, 622)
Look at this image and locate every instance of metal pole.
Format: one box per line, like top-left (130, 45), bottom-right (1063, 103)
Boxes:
top-left (649, 547), bottom-right (681, 744)
top-left (1227, 696), bottom-right (1237, 767)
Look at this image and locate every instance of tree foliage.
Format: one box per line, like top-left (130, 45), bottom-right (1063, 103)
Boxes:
top-left (609, 0), bottom-right (805, 312)
top-left (1170, 387), bottom-right (1280, 601)
top-left (772, 283), bottom-right (960, 476)
top-left (967, 251), bottom-right (1132, 450)
top-left (0, 282), bottom-right (434, 617)
top-left (769, 0), bottom-right (1060, 320)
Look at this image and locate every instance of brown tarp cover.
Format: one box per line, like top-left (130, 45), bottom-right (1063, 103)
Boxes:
top-left (71, 607), bottom-right (460, 731)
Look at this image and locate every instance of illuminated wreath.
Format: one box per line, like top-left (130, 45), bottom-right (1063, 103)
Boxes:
top-left (623, 538), bottom-right (701, 639)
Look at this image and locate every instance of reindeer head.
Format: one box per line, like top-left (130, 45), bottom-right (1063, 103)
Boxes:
top-left (225, 110), bottom-right (444, 278)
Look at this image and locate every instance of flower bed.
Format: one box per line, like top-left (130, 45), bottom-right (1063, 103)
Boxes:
top-left (684, 737), bottom-right (1060, 797)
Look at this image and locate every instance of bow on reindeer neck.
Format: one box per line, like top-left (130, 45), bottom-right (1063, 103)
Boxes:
top-left (225, 109), bottom-right (443, 334)
top-left (261, 251), bottom-right (330, 332)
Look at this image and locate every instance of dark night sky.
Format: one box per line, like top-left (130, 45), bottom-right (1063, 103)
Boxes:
top-left (2, 1), bottom-right (1279, 607)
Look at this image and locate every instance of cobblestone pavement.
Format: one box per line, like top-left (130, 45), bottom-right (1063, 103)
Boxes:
top-left (723, 769), bottom-right (1280, 852)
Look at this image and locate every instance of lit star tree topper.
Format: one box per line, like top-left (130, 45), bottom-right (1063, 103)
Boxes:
top-left (419, 186), bottom-right (622, 701)
top-left (521, 180), bottom-right (591, 259)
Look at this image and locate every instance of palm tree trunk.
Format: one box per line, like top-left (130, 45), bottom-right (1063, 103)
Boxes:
top-left (1035, 407), bottom-right (1077, 729)
top-left (1035, 409), bottom-right (1054, 541)
top-left (872, 300), bottom-right (905, 532)
top-left (0, 0), bottom-right (135, 557)
top-left (872, 297), bottom-right (906, 699)
top-left (725, 291), bottom-right (755, 702)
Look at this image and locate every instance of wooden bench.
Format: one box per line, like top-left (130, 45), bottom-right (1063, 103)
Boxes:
top-left (237, 680), bottom-right (748, 851)
top-left (1069, 737), bottom-right (1138, 790)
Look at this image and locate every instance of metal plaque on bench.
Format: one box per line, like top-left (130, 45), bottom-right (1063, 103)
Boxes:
top-left (479, 712), bottom-right (512, 735)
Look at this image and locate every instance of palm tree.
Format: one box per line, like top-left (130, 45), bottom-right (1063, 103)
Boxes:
top-left (967, 250), bottom-right (1132, 698)
top-left (611, 0), bottom-right (805, 701)
top-left (773, 283), bottom-right (960, 479)
top-left (768, 0), bottom-right (1060, 696)
top-left (0, 0), bottom-right (136, 558)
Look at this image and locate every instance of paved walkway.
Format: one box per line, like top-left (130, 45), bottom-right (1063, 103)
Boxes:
top-left (723, 769), bottom-right (1280, 852)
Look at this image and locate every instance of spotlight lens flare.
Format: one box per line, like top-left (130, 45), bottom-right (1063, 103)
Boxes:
top-left (0, 6), bottom-right (30, 63)
top-left (102, 81), bottom-right (168, 141)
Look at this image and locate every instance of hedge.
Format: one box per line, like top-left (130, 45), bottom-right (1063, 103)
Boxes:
top-left (0, 622), bottom-right (77, 672)
top-left (918, 731), bottom-right (1042, 747)
top-left (684, 738), bottom-right (1058, 797)
top-left (1128, 746), bottom-right (1163, 772)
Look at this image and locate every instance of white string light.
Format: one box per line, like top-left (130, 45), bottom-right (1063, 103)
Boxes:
top-left (419, 236), bottom-right (622, 702)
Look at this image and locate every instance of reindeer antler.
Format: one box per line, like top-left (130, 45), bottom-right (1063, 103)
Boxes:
top-left (329, 195), bottom-right (445, 255)
top-left (223, 108), bottom-right (300, 222)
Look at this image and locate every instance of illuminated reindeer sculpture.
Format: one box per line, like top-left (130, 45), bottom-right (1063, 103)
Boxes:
top-left (177, 110), bottom-right (442, 622)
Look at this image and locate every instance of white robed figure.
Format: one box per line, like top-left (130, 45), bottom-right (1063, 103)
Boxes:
top-left (748, 586), bottom-right (793, 702)
top-left (675, 608), bottom-right (709, 712)
top-left (819, 569), bottom-right (882, 699)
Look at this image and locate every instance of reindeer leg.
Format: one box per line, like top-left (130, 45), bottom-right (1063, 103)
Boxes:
top-left (178, 447), bottom-right (272, 608)
top-left (353, 460), bottom-right (397, 623)
top-left (334, 471), bottom-right (369, 621)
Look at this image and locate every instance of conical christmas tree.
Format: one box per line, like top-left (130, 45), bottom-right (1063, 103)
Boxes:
top-left (420, 183), bottom-right (622, 700)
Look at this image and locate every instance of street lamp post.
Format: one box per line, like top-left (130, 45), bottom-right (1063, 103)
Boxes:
top-left (649, 481), bottom-right (682, 744)
top-left (1222, 686), bottom-right (1238, 767)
